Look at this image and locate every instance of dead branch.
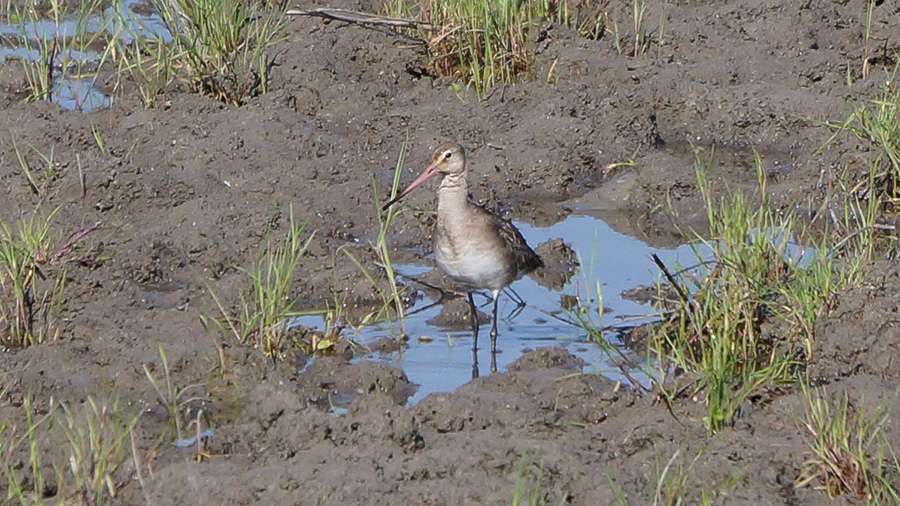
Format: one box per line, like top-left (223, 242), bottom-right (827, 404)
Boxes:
top-left (285, 7), bottom-right (437, 31)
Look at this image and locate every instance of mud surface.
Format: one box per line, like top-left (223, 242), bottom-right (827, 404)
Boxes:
top-left (1, 0), bottom-right (899, 503)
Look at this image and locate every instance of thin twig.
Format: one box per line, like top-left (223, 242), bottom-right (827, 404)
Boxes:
top-left (373, 261), bottom-right (460, 299)
top-left (52, 221), bottom-right (101, 262)
top-left (651, 253), bottom-right (691, 308)
top-left (285, 8), bottom-right (437, 31)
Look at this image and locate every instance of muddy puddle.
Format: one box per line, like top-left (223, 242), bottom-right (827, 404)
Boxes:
top-left (298, 213), bottom-right (711, 404)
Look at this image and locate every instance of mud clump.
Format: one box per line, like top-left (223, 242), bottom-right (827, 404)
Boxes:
top-left (533, 238), bottom-right (579, 291)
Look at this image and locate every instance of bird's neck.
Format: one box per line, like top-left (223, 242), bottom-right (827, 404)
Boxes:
top-left (437, 173), bottom-right (470, 216)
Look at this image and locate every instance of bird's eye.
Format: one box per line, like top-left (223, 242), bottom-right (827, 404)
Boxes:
top-left (444, 151), bottom-right (452, 160)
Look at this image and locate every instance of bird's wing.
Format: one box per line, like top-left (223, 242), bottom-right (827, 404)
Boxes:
top-left (490, 213), bottom-right (543, 273)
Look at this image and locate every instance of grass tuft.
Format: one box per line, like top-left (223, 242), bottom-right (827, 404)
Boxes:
top-left (148, 0), bottom-right (289, 105)
top-left (110, 2), bottom-right (183, 109)
top-left (511, 452), bottom-right (566, 506)
top-left (608, 0), bottom-right (665, 57)
top-left (838, 72), bottom-right (900, 204)
top-left (339, 141), bottom-right (413, 338)
top-left (0, 393), bottom-right (139, 506)
top-left (652, 165), bottom-right (803, 433)
top-left (796, 384), bottom-right (900, 502)
top-left (650, 152), bottom-right (876, 434)
top-left (0, 209), bottom-right (64, 348)
top-left (204, 208), bottom-right (317, 359)
top-left (563, 144), bottom-right (880, 436)
top-left (142, 344), bottom-right (207, 442)
top-left (60, 395), bottom-right (141, 505)
top-left (2, 395), bottom-right (56, 503)
top-left (384, 0), bottom-right (606, 97)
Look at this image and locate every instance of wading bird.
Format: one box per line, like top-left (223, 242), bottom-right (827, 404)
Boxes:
top-left (382, 142), bottom-right (542, 371)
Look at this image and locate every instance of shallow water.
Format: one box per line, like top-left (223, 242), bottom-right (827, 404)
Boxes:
top-left (297, 214), bottom-right (714, 405)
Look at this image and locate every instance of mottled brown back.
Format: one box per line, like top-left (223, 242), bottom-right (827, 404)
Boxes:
top-left (489, 212), bottom-right (543, 276)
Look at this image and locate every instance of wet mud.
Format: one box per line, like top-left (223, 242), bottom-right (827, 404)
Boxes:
top-left (1, 0), bottom-right (899, 503)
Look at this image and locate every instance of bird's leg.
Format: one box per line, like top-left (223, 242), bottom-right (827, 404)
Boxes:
top-left (490, 290), bottom-right (500, 350)
top-left (468, 291), bottom-right (481, 378)
top-left (467, 292), bottom-right (479, 351)
top-left (490, 290), bottom-right (499, 373)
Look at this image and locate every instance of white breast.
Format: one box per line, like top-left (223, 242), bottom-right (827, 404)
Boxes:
top-left (434, 235), bottom-right (508, 291)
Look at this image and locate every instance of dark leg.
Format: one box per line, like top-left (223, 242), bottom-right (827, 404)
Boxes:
top-left (468, 292), bottom-right (479, 351)
top-left (489, 291), bottom-right (500, 352)
top-left (468, 292), bottom-right (480, 379)
top-left (490, 291), bottom-right (499, 373)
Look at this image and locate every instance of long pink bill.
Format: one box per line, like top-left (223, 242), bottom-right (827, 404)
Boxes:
top-left (381, 163), bottom-right (440, 211)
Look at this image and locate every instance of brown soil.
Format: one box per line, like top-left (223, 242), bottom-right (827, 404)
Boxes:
top-left (1, 0), bottom-right (899, 504)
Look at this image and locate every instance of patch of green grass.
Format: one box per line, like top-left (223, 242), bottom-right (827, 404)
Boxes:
top-left (567, 147), bottom-right (879, 435)
top-left (11, 2), bottom-right (58, 103)
top-left (424, 0), bottom-right (542, 96)
top-left (629, 0), bottom-right (649, 57)
top-left (59, 395), bottom-right (141, 505)
top-left (0, 209), bottom-right (64, 348)
top-left (609, 0), bottom-right (665, 57)
top-left (544, 0), bottom-right (607, 40)
top-left (204, 208), bottom-right (317, 358)
top-left (775, 182), bottom-right (876, 353)
top-left (113, 39), bottom-right (179, 108)
top-left (109, 5), bottom-right (183, 109)
top-left (8, 0), bottom-right (66, 103)
top-left (0, 394), bottom-right (139, 506)
top-left (796, 384), bottom-right (900, 503)
top-left (656, 166), bottom-right (804, 434)
top-left (569, 165), bottom-right (808, 414)
top-left (383, 0), bottom-right (605, 97)
top-left (650, 154), bottom-right (875, 434)
top-left (148, 0), bottom-right (288, 105)
top-left (511, 452), bottom-right (566, 506)
top-left (5, 0), bottom-right (286, 108)
top-left (836, 71), bottom-right (900, 203)
top-left (142, 344), bottom-right (207, 443)
top-left (2, 395), bottom-right (56, 504)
